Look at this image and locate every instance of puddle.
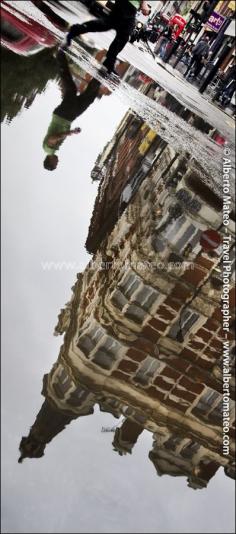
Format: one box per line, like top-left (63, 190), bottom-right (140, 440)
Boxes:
top-left (1, 2), bottom-right (235, 531)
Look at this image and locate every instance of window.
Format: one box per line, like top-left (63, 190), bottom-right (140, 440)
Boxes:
top-left (164, 215), bottom-right (186, 241)
top-left (111, 290), bottom-right (128, 311)
top-left (176, 189), bottom-right (201, 213)
top-left (208, 401), bottom-right (223, 425)
top-left (93, 349), bottom-right (117, 370)
top-left (144, 138), bottom-right (160, 165)
top-left (100, 398), bottom-right (120, 409)
top-left (153, 235), bottom-right (166, 253)
top-left (176, 189), bottom-right (191, 204)
top-left (202, 390), bottom-right (221, 405)
top-left (165, 436), bottom-right (183, 451)
top-left (126, 118), bottom-right (143, 139)
top-left (77, 325), bottom-right (105, 356)
top-left (181, 442), bottom-right (200, 459)
top-left (125, 304), bottom-right (146, 324)
top-left (196, 389), bottom-right (220, 412)
top-left (133, 411), bottom-right (147, 425)
top-left (169, 309), bottom-right (199, 340)
top-left (163, 213), bottom-right (202, 255)
top-left (120, 166), bottom-right (148, 208)
top-left (112, 271), bottom-right (160, 325)
top-left (134, 286), bottom-right (159, 312)
top-left (52, 367), bottom-right (72, 399)
top-left (175, 225), bottom-right (201, 253)
top-left (67, 386), bottom-right (93, 407)
top-left (92, 336), bottom-right (122, 370)
top-left (118, 272), bottom-right (141, 300)
top-left (123, 406), bottom-right (134, 417)
top-left (189, 199), bottom-right (202, 213)
top-left (77, 334), bottom-right (95, 357)
top-left (134, 356), bottom-right (160, 386)
top-left (190, 229), bottom-right (202, 250)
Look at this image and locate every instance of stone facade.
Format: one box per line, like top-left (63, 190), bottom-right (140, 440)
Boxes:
top-left (19, 111), bottom-right (235, 487)
top-left (86, 74), bottom-right (227, 255)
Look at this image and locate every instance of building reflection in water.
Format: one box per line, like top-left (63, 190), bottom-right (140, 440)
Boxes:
top-left (19, 81), bottom-right (235, 487)
top-left (8, 5), bottom-right (234, 489)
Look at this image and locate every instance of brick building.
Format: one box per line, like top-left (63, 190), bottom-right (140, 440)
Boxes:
top-left (86, 73), bottom-right (226, 254)
top-left (19, 100), bottom-right (235, 486)
top-left (216, 0), bottom-right (235, 17)
top-left (112, 419), bottom-right (224, 489)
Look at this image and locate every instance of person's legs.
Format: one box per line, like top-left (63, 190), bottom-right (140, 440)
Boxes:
top-left (66, 0), bottom-right (135, 72)
top-left (159, 38), bottom-right (167, 59)
top-left (103, 2), bottom-right (136, 72)
top-left (103, 28), bottom-right (132, 72)
top-left (192, 56), bottom-right (203, 78)
top-left (56, 50), bottom-right (77, 97)
top-left (66, 17), bottom-right (113, 46)
top-left (221, 82), bottom-right (235, 106)
top-left (184, 55), bottom-right (195, 77)
top-left (53, 51), bottom-right (78, 118)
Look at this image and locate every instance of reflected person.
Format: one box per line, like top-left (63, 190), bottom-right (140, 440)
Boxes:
top-left (31, 0), bottom-right (69, 30)
top-left (43, 50), bottom-right (103, 171)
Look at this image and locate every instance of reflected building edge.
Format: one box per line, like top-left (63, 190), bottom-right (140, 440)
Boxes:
top-left (19, 67), bottom-right (235, 487)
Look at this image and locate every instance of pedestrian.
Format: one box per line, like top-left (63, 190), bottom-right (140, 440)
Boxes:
top-left (158, 24), bottom-right (173, 59)
top-left (181, 44), bottom-right (193, 66)
top-left (63, 0), bottom-right (151, 74)
top-left (43, 50), bottom-right (103, 171)
top-left (219, 64), bottom-right (236, 106)
top-left (184, 35), bottom-right (210, 80)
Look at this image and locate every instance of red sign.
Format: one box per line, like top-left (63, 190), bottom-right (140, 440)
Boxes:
top-left (169, 14), bottom-right (187, 39)
top-left (200, 229), bottom-right (222, 250)
top-left (212, 133), bottom-right (226, 146)
top-left (138, 73), bottom-right (153, 83)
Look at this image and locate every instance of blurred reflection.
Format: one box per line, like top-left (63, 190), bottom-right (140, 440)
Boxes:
top-left (18, 355), bottom-right (234, 490)
top-left (1, 47), bottom-right (58, 124)
top-left (1, 0), bottom-right (234, 497)
top-left (43, 50), bottom-right (105, 171)
top-left (31, 0), bottom-right (69, 31)
top-left (18, 139), bottom-right (235, 488)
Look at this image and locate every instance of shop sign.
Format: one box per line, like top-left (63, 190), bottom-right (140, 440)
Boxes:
top-left (206, 11), bottom-right (225, 32)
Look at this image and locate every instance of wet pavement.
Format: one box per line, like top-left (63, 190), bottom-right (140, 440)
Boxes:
top-left (2, 0), bottom-right (235, 197)
top-left (1, 2), bottom-right (235, 533)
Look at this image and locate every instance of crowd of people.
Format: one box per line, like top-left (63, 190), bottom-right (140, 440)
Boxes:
top-left (139, 18), bottom-right (235, 111)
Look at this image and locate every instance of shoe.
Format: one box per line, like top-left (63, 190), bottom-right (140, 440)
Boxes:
top-left (102, 60), bottom-right (119, 76)
top-left (104, 67), bottom-right (120, 78)
top-left (58, 38), bottom-right (68, 51)
top-left (66, 24), bottom-right (81, 47)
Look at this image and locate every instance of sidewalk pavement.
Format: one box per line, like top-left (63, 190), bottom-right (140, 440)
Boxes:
top-left (156, 58), bottom-right (235, 121)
